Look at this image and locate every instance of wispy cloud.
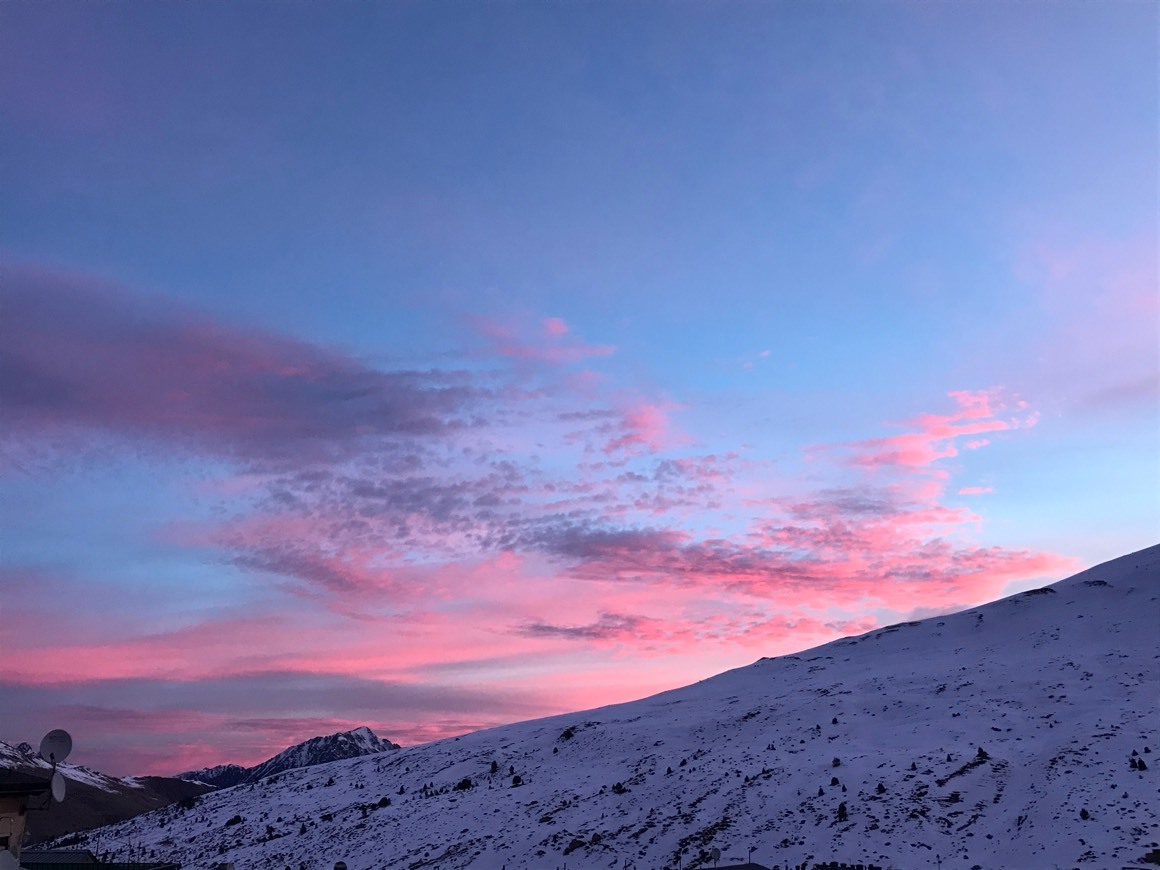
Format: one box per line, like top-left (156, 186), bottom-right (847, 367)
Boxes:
top-left (820, 389), bottom-right (1035, 470)
top-left (471, 315), bottom-right (615, 364)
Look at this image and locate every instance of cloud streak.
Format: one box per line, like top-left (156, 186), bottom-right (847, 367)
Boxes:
top-left (0, 263), bottom-right (478, 469)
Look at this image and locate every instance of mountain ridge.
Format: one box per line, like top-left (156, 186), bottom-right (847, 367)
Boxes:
top-left (177, 726), bottom-right (399, 788)
top-left (0, 742), bottom-right (213, 845)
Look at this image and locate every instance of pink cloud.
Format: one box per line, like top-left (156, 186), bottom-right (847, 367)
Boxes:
top-left (472, 315), bottom-right (615, 364)
top-left (603, 400), bottom-right (686, 456)
top-left (825, 388), bottom-right (1034, 469)
top-left (958, 486), bottom-right (995, 495)
top-left (543, 317), bottom-right (570, 337)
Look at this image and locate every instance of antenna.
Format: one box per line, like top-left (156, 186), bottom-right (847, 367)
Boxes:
top-left (39, 730), bottom-right (73, 765)
top-left (50, 771), bottom-right (67, 803)
top-left (36, 729), bottom-right (73, 807)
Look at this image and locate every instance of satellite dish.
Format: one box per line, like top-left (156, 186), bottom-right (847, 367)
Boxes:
top-left (39, 729), bottom-right (73, 765)
top-left (710, 848), bottom-right (720, 860)
top-left (51, 770), bottom-right (67, 803)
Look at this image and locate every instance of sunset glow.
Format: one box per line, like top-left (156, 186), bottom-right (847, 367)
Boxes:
top-left (1, 1), bottom-right (1156, 775)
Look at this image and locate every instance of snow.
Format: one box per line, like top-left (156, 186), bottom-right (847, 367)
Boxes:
top-left (0, 743), bottom-right (141, 793)
top-left (53, 545), bottom-right (1160, 869)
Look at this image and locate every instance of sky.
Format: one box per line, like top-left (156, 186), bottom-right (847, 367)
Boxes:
top-left (1, 1), bottom-right (1156, 777)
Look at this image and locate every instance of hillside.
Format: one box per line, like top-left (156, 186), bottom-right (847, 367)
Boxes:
top-left (58, 546), bottom-right (1159, 869)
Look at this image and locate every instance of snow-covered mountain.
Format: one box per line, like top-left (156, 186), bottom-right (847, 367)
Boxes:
top-left (0, 742), bottom-right (211, 844)
top-left (1, 741), bottom-right (126, 794)
top-left (178, 727), bottom-right (400, 789)
top-left (59, 546), bottom-right (1160, 869)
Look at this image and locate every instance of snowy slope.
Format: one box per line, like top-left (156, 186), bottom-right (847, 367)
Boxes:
top-left (179, 728), bottom-right (400, 789)
top-left (63, 546), bottom-right (1160, 869)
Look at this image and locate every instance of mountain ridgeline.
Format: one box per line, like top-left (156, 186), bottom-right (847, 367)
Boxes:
top-left (51, 546), bottom-right (1160, 869)
top-left (177, 727), bottom-right (400, 789)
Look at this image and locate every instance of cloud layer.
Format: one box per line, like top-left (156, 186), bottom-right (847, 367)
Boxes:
top-left (1, 264), bottom-right (1074, 774)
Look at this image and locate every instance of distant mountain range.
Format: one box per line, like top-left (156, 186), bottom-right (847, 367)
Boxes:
top-left (0, 742), bottom-right (212, 845)
top-left (1, 726), bottom-right (397, 845)
top-left (49, 545), bottom-right (1160, 869)
top-left (177, 726), bottom-right (400, 788)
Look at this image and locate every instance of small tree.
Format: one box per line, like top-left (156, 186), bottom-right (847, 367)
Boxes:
top-left (490, 760), bottom-right (499, 775)
top-left (837, 802), bottom-right (848, 822)
top-left (832, 757), bottom-right (841, 768)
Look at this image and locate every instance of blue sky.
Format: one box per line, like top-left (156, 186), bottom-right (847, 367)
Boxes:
top-left (1, 0), bottom-right (1156, 774)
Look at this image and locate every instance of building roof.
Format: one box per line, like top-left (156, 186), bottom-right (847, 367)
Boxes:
top-left (18, 858), bottom-right (178, 870)
top-left (18, 851), bottom-right (97, 865)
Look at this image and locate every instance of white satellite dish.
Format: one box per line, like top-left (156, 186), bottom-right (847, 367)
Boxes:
top-left (710, 847), bottom-right (720, 866)
top-left (50, 770), bottom-right (67, 803)
top-left (39, 729), bottom-right (73, 765)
